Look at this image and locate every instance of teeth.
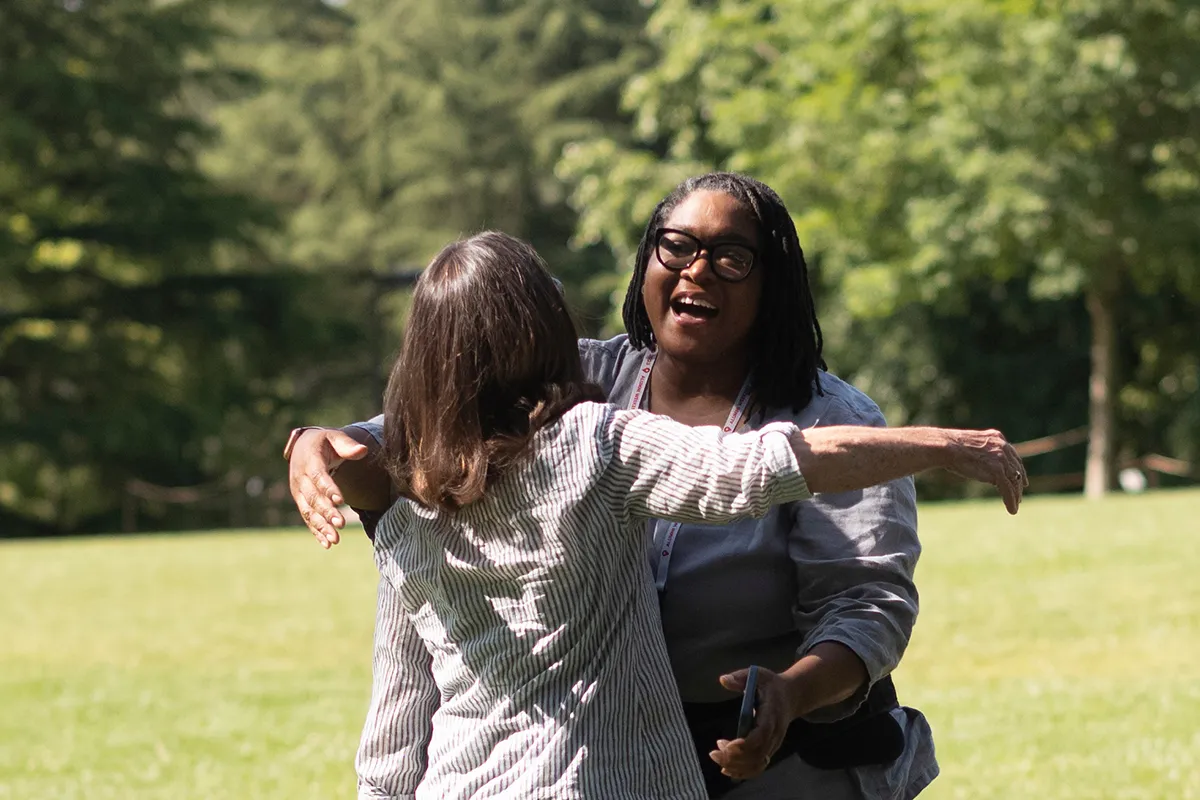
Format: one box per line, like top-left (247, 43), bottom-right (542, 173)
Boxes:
top-left (676, 296), bottom-right (716, 310)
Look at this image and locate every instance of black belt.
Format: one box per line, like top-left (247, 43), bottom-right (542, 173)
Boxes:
top-left (682, 676), bottom-right (905, 798)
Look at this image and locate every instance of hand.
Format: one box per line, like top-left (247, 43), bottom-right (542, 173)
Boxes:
top-left (288, 428), bottom-right (369, 549)
top-left (708, 667), bottom-right (796, 781)
top-left (946, 428), bottom-right (1028, 515)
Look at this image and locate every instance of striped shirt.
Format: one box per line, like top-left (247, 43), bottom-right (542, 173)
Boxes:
top-left (356, 401), bottom-right (811, 800)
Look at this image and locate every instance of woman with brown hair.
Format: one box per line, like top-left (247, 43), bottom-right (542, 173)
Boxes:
top-left (292, 176), bottom-right (1027, 800)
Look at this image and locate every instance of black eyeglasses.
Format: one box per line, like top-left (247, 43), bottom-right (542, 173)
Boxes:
top-left (654, 228), bottom-right (757, 282)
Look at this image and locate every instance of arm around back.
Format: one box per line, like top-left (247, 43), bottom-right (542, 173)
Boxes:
top-left (287, 421), bottom-right (391, 548)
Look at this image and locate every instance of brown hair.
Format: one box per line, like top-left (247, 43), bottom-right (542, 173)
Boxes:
top-left (381, 231), bottom-right (603, 511)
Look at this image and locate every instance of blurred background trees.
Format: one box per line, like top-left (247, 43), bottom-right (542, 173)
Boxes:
top-left (3, 0), bottom-right (1197, 535)
top-left (0, 0), bottom-right (357, 535)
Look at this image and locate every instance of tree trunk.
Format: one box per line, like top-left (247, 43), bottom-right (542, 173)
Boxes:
top-left (1084, 283), bottom-right (1118, 499)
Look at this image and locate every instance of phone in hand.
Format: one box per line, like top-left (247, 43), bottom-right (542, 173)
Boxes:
top-left (735, 665), bottom-right (759, 739)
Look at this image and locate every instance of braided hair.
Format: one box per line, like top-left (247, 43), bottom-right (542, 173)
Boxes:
top-left (621, 172), bottom-right (826, 413)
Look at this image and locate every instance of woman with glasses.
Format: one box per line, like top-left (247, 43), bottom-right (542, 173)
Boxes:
top-left (289, 173), bottom-right (1014, 798)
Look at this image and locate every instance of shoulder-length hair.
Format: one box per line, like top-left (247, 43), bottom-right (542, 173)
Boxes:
top-left (381, 231), bottom-right (603, 512)
top-left (621, 172), bottom-right (826, 412)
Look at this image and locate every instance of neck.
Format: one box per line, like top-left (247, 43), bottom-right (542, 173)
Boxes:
top-left (649, 348), bottom-right (750, 420)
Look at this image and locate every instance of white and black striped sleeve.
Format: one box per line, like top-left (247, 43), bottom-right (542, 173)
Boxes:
top-left (597, 407), bottom-right (812, 525)
top-left (355, 574), bottom-right (439, 800)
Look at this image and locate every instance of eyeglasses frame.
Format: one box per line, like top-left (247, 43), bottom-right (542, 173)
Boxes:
top-left (653, 227), bottom-right (759, 283)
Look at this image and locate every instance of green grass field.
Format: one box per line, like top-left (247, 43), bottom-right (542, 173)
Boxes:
top-left (2, 490), bottom-right (1198, 800)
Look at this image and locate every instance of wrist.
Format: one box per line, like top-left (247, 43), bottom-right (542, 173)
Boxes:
top-left (780, 642), bottom-right (869, 720)
top-left (936, 428), bottom-right (965, 472)
top-left (779, 660), bottom-right (818, 722)
top-left (283, 426), bottom-right (328, 462)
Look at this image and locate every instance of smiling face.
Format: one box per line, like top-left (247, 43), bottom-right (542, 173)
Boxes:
top-left (641, 189), bottom-right (763, 368)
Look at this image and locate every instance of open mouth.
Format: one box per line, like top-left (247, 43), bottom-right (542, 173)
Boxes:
top-left (670, 295), bottom-right (719, 322)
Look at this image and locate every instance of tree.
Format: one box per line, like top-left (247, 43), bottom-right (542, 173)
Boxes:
top-left (559, 0), bottom-right (1200, 496)
top-left (206, 0), bottom-right (652, 351)
top-left (0, 0), bottom-right (356, 534)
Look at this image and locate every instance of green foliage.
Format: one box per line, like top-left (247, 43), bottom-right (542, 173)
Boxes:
top-left (559, 0), bottom-right (1200, 474)
top-left (206, 0), bottom-right (651, 332)
top-left (4, 0), bottom-right (1196, 530)
top-left (0, 0), bottom-right (361, 534)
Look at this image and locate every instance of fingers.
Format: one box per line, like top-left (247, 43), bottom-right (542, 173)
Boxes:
top-left (328, 430), bottom-right (370, 462)
top-left (304, 473), bottom-right (344, 540)
top-left (718, 669), bottom-right (749, 693)
top-left (287, 428), bottom-right (347, 548)
top-left (709, 738), bottom-right (771, 781)
top-left (989, 455), bottom-right (1020, 515)
top-left (295, 489), bottom-right (335, 549)
top-left (297, 474), bottom-right (342, 546)
top-left (1002, 443), bottom-right (1025, 514)
top-left (968, 431), bottom-right (1025, 515)
top-left (999, 473), bottom-right (1020, 515)
top-left (312, 469), bottom-right (346, 519)
top-left (709, 669), bottom-right (788, 781)
top-left (305, 462), bottom-right (346, 539)
top-left (290, 470), bottom-right (334, 548)
top-left (740, 725), bottom-right (777, 767)
top-left (709, 736), bottom-right (774, 780)
top-left (1014, 450), bottom-right (1029, 488)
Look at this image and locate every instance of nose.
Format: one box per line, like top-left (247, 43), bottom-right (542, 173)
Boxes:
top-left (678, 250), bottom-right (716, 284)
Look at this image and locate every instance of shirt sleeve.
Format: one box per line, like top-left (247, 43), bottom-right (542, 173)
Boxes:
top-left (577, 336), bottom-right (627, 397)
top-left (349, 414), bottom-right (385, 447)
top-left (787, 397), bottom-right (921, 723)
top-left (344, 414), bottom-right (387, 539)
top-left (355, 573), bottom-right (439, 800)
top-left (597, 406), bottom-right (812, 524)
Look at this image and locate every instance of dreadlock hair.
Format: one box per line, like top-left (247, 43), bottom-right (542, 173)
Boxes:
top-left (621, 172), bottom-right (826, 413)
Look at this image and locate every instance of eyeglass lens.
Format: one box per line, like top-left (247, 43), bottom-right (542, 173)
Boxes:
top-left (656, 230), bottom-right (754, 281)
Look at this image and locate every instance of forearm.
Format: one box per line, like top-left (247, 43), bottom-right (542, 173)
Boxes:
top-left (333, 425), bottom-right (391, 511)
top-left (791, 425), bottom-right (953, 495)
top-left (781, 641), bottom-right (869, 720)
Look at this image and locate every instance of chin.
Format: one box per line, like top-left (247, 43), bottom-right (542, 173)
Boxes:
top-left (655, 328), bottom-right (724, 363)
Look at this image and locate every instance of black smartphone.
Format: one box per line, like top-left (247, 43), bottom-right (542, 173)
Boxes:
top-left (735, 665), bottom-right (759, 739)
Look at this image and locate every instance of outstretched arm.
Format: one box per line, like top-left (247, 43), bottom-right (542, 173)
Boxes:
top-left (599, 408), bottom-right (1026, 524)
top-left (792, 425), bottom-right (1025, 513)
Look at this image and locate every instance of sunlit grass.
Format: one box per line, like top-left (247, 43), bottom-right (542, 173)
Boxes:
top-left (900, 489), bottom-right (1200, 800)
top-left (2, 489), bottom-right (1197, 799)
top-left (0, 531), bottom-right (378, 800)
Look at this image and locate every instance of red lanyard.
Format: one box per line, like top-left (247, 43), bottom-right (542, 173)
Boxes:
top-left (629, 351), bottom-right (752, 590)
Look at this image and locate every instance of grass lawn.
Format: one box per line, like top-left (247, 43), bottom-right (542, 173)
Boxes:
top-left (1, 489), bottom-right (1197, 799)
